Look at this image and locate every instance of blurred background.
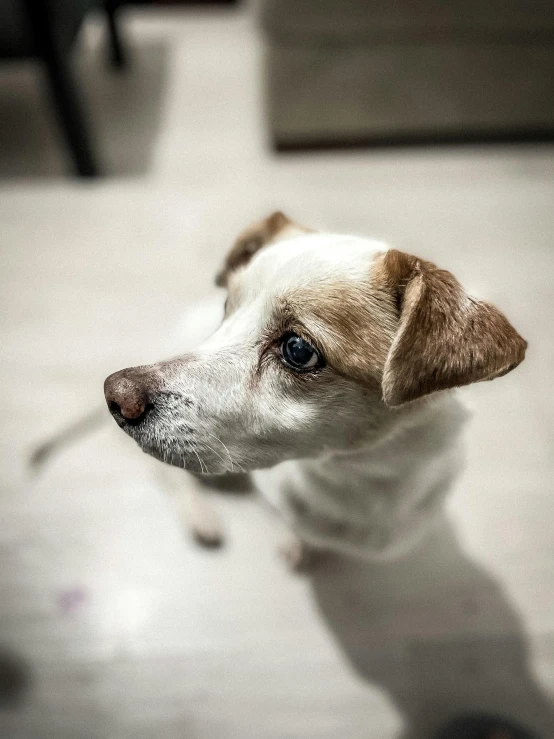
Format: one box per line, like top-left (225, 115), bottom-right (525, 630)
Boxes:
top-left (0, 1), bottom-right (553, 737)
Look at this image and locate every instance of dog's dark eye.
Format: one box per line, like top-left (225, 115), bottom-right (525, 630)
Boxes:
top-left (280, 334), bottom-right (322, 371)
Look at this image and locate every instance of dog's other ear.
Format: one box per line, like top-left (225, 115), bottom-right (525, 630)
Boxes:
top-left (377, 250), bottom-right (527, 406)
top-left (215, 211), bottom-right (311, 287)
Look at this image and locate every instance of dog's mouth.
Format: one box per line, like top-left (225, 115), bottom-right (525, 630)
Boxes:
top-left (118, 417), bottom-right (230, 475)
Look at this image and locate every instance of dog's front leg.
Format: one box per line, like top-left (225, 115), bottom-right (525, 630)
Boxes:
top-left (155, 463), bottom-right (224, 548)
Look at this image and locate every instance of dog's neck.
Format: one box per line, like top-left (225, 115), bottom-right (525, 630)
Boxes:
top-left (308, 393), bottom-right (468, 482)
top-left (258, 392), bottom-right (469, 559)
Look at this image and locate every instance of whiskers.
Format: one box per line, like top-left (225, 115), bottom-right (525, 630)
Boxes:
top-left (192, 448), bottom-right (208, 475)
top-left (186, 432), bottom-right (246, 475)
top-left (204, 431), bottom-right (245, 474)
top-left (141, 417), bottom-right (245, 476)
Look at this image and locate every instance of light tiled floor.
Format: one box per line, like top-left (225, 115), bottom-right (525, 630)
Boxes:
top-left (0, 7), bottom-right (553, 739)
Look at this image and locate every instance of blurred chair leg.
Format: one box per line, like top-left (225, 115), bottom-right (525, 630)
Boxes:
top-left (105, 0), bottom-right (127, 70)
top-left (25, 0), bottom-right (99, 177)
top-left (42, 51), bottom-right (99, 177)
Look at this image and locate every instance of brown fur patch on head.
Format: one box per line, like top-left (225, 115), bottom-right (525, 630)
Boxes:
top-left (216, 212), bottom-right (311, 287)
top-left (375, 250), bottom-right (528, 406)
top-left (284, 277), bottom-right (398, 389)
top-left (280, 249), bottom-right (526, 404)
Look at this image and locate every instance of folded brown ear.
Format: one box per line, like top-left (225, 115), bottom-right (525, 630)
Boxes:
top-left (215, 211), bottom-right (310, 287)
top-left (380, 250), bottom-right (527, 406)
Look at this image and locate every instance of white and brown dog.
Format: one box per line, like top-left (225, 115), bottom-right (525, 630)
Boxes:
top-left (101, 212), bottom-right (526, 565)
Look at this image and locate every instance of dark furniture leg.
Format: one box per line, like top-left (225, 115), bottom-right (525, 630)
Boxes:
top-left (42, 50), bottom-right (99, 176)
top-left (25, 0), bottom-right (99, 177)
top-left (105, 0), bottom-right (126, 70)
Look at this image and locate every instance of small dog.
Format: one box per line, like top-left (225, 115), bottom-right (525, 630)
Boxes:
top-left (102, 212), bottom-right (526, 565)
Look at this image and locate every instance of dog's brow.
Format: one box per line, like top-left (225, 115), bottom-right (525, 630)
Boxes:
top-left (257, 301), bottom-right (295, 346)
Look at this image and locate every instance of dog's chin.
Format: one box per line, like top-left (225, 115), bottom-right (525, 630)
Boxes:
top-left (138, 443), bottom-right (178, 466)
top-left (133, 438), bottom-right (230, 475)
top-left (122, 424), bottom-right (266, 475)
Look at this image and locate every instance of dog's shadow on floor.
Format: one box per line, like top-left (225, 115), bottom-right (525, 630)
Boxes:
top-left (309, 518), bottom-right (554, 739)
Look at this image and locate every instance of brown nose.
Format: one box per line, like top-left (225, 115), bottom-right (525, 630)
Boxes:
top-left (104, 369), bottom-right (152, 424)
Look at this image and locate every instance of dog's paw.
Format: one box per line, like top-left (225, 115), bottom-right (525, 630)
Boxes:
top-left (176, 487), bottom-right (225, 549)
top-left (189, 515), bottom-right (224, 549)
top-left (278, 533), bottom-right (319, 573)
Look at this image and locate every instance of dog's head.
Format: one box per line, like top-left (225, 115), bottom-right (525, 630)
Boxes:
top-left (104, 212), bottom-right (527, 473)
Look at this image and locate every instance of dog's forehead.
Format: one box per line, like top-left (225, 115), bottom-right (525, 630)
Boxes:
top-left (237, 233), bottom-right (387, 296)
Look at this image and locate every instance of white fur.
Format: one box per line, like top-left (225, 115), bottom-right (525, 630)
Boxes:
top-left (239, 233), bottom-right (387, 295)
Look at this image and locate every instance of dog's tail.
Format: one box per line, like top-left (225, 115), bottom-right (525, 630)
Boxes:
top-left (29, 406), bottom-right (108, 471)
